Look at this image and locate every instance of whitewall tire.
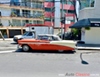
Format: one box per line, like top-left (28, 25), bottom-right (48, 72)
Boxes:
top-left (22, 45), bottom-right (30, 52)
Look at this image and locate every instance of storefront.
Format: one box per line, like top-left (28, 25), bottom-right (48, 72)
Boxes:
top-left (0, 27), bottom-right (25, 38)
top-left (70, 18), bottom-right (100, 44)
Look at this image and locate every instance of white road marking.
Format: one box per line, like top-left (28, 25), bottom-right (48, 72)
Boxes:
top-left (0, 50), bottom-right (15, 53)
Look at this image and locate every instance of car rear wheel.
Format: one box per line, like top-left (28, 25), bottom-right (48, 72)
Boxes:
top-left (22, 45), bottom-right (30, 52)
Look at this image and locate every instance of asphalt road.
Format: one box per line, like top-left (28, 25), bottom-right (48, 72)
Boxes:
top-left (0, 49), bottom-right (100, 77)
top-left (0, 40), bottom-right (100, 77)
top-left (0, 40), bottom-right (17, 51)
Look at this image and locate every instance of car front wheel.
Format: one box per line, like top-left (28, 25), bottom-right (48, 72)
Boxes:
top-left (22, 45), bottom-right (30, 52)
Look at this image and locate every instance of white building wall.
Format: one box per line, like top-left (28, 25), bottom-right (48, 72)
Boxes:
top-left (0, 8), bottom-right (11, 16)
top-left (79, 0), bottom-right (100, 20)
top-left (85, 27), bottom-right (100, 44)
top-left (54, 0), bottom-right (61, 27)
top-left (92, 0), bottom-right (100, 18)
top-left (78, 0), bottom-right (100, 44)
top-left (79, 7), bottom-right (95, 20)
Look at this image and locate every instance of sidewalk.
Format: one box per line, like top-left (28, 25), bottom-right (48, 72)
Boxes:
top-left (0, 38), bottom-right (17, 51)
top-left (0, 38), bottom-right (13, 41)
top-left (76, 43), bottom-right (100, 50)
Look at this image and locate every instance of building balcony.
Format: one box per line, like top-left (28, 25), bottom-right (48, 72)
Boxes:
top-left (79, 7), bottom-right (95, 20)
top-left (0, 4), bottom-right (44, 11)
top-left (0, 26), bottom-right (26, 29)
top-left (0, 16), bottom-right (44, 21)
top-left (0, 12), bottom-right (44, 21)
top-left (44, 2), bottom-right (54, 8)
top-left (44, 21), bottom-right (54, 26)
top-left (60, 4), bottom-right (74, 10)
top-left (44, 12), bottom-right (54, 17)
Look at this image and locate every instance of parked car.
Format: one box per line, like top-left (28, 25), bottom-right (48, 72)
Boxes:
top-left (13, 31), bottom-right (35, 42)
top-left (17, 34), bottom-right (75, 52)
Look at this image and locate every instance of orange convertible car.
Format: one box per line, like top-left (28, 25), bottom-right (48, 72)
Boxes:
top-left (17, 34), bottom-right (75, 52)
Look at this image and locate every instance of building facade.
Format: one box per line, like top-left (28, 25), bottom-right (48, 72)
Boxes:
top-left (44, 0), bottom-right (75, 33)
top-left (78, 0), bottom-right (100, 44)
top-left (0, 0), bottom-right (44, 38)
top-left (0, 0), bottom-right (78, 38)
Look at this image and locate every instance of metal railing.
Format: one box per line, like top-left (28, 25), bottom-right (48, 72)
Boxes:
top-left (10, 13), bottom-right (44, 19)
top-left (10, 2), bottom-right (44, 9)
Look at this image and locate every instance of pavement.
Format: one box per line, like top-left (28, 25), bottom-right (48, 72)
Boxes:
top-left (0, 38), bottom-right (17, 51)
top-left (76, 43), bottom-right (100, 50)
top-left (0, 38), bottom-right (100, 50)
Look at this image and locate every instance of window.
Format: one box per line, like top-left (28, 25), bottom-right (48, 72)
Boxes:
top-left (22, 10), bottom-right (30, 18)
top-left (33, 21), bottom-right (43, 24)
top-left (45, 0), bottom-right (54, 2)
top-left (90, 1), bottom-right (95, 7)
top-left (80, 0), bottom-right (95, 9)
top-left (45, 18), bottom-right (51, 21)
top-left (67, 1), bottom-right (73, 5)
top-left (12, 19), bottom-right (21, 26)
top-left (37, 36), bottom-right (49, 40)
top-left (60, 10), bottom-right (75, 14)
top-left (27, 32), bottom-right (33, 36)
top-left (45, 8), bottom-right (51, 12)
top-left (68, 10), bottom-right (75, 14)
top-left (52, 36), bottom-right (61, 41)
top-left (23, 32), bottom-right (29, 36)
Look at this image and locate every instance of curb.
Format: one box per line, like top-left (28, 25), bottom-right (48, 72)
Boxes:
top-left (76, 47), bottom-right (100, 50)
top-left (0, 40), bottom-right (13, 41)
top-left (0, 38), bottom-right (13, 41)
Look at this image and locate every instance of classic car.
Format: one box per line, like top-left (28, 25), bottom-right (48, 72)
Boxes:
top-left (17, 34), bottom-right (75, 52)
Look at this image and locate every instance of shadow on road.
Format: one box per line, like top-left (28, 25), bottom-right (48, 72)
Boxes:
top-left (10, 42), bottom-right (18, 45)
top-left (15, 49), bottom-right (76, 54)
top-left (80, 53), bottom-right (89, 65)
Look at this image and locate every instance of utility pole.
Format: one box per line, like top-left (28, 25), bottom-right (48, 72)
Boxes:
top-left (61, 0), bottom-right (64, 39)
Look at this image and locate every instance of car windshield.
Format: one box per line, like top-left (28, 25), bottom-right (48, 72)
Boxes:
top-left (37, 36), bottom-right (49, 40)
top-left (22, 32), bottom-right (29, 36)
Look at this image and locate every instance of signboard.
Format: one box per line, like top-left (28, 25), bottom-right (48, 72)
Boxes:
top-left (91, 23), bottom-right (100, 27)
top-left (66, 17), bottom-right (74, 20)
top-left (65, 20), bottom-right (71, 24)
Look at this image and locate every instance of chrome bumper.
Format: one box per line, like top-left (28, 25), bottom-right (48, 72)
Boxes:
top-left (17, 44), bottom-right (22, 49)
